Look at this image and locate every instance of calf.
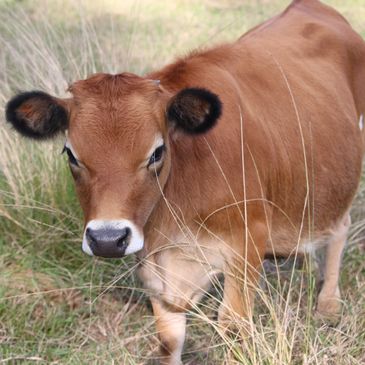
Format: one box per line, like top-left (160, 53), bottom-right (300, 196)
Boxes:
top-left (5, 0), bottom-right (365, 363)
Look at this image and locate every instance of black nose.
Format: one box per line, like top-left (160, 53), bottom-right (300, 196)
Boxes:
top-left (86, 227), bottom-right (131, 258)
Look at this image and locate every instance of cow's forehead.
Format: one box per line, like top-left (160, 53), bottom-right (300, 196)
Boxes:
top-left (69, 73), bottom-right (161, 125)
top-left (70, 74), bottom-right (159, 117)
top-left (70, 91), bottom-right (157, 129)
top-left (67, 73), bottom-right (164, 157)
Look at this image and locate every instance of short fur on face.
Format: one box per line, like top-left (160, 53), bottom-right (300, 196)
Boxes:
top-left (167, 88), bottom-right (222, 134)
top-left (5, 91), bottom-right (68, 139)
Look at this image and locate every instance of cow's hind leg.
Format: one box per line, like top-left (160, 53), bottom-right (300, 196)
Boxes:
top-left (316, 213), bottom-right (350, 319)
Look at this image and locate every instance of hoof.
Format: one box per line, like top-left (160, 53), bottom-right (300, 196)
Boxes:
top-left (218, 310), bottom-right (251, 339)
top-left (315, 294), bottom-right (342, 325)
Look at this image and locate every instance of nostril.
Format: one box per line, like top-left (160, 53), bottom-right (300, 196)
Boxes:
top-left (116, 227), bottom-right (131, 248)
top-left (124, 227), bottom-right (131, 239)
top-left (86, 227), bottom-right (97, 243)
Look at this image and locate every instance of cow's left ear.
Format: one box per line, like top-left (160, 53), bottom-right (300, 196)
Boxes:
top-left (166, 88), bottom-right (222, 134)
top-left (5, 91), bottom-right (69, 140)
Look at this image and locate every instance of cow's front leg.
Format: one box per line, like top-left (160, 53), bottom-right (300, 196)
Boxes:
top-left (218, 269), bottom-right (255, 328)
top-left (218, 261), bottom-right (261, 335)
top-left (150, 297), bottom-right (186, 365)
top-left (218, 221), bottom-right (267, 332)
top-left (316, 212), bottom-right (350, 320)
top-left (140, 246), bottom-right (215, 364)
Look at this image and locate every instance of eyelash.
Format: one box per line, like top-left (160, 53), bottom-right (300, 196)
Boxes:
top-left (62, 146), bottom-right (79, 166)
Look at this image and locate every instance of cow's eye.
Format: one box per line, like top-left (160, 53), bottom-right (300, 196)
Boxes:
top-left (148, 145), bottom-right (165, 167)
top-left (62, 145), bottom-right (79, 166)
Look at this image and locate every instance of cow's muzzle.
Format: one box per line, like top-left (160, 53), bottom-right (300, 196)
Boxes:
top-left (86, 227), bottom-right (130, 258)
top-left (82, 219), bottom-right (144, 258)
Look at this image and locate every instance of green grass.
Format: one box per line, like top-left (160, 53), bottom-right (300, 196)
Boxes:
top-left (0, 1), bottom-right (365, 364)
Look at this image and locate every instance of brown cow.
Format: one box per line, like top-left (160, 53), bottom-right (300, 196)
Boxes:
top-left (5, 0), bottom-right (365, 363)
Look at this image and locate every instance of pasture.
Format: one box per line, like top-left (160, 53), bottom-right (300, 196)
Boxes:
top-left (0, 0), bottom-right (365, 364)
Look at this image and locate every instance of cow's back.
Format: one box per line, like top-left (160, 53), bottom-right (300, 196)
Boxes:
top-left (240, 0), bottom-right (365, 117)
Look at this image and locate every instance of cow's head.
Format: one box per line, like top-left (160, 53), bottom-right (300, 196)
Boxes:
top-left (5, 73), bottom-right (222, 258)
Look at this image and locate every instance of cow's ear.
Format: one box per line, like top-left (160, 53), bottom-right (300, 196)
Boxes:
top-left (5, 91), bottom-right (69, 140)
top-left (166, 88), bottom-right (222, 134)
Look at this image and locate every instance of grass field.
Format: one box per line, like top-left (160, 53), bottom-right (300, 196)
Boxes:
top-left (0, 0), bottom-right (365, 364)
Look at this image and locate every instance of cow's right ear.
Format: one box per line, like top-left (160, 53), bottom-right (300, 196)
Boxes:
top-left (5, 91), bottom-right (69, 140)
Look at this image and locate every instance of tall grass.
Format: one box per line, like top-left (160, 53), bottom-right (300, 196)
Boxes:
top-left (0, 1), bottom-right (364, 364)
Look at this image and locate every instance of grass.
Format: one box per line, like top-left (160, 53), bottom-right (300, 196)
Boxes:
top-left (0, 0), bottom-right (365, 364)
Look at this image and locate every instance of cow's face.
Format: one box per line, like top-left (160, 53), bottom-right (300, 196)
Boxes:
top-left (5, 73), bottom-right (221, 258)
